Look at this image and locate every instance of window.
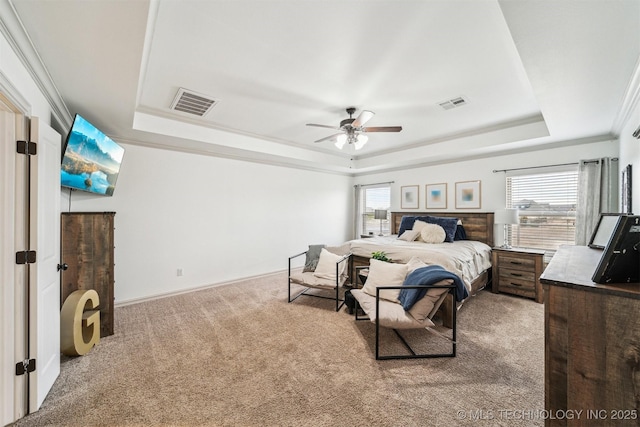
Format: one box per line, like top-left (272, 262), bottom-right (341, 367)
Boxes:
top-left (357, 184), bottom-right (391, 236)
top-left (506, 167), bottom-right (578, 252)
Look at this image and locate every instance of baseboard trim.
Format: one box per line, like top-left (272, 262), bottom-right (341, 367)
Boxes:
top-left (114, 269), bottom-right (287, 308)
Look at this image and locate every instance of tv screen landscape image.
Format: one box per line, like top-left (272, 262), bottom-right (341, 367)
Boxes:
top-left (61, 114), bottom-right (124, 196)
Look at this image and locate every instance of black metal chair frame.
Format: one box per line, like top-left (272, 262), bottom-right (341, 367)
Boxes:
top-left (355, 284), bottom-right (457, 360)
top-left (288, 251), bottom-right (351, 312)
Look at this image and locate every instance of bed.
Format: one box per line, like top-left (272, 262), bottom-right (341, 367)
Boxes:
top-left (346, 211), bottom-right (494, 327)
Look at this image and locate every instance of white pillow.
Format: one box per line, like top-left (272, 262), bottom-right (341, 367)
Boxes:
top-left (351, 289), bottom-right (436, 329)
top-left (361, 259), bottom-right (407, 303)
top-left (420, 223), bottom-right (446, 243)
top-left (408, 280), bottom-right (452, 321)
top-left (406, 257), bottom-right (428, 273)
top-left (398, 229), bottom-right (420, 242)
top-left (313, 248), bottom-right (346, 280)
top-left (411, 220), bottom-right (431, 242)
top-left (412, 219), bottom-right (429, 232)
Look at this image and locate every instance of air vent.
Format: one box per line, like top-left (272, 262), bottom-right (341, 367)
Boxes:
top-left (438, 96), bottom-right (468, 110)
top-left (170, 88), bottom-right (219, 117)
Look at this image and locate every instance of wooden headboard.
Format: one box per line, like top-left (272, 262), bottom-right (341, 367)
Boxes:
top-left (391, 211), bottom-right (495, 247)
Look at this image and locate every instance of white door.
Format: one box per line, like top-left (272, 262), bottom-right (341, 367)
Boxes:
top-left (0, 108), bottom-right (20, 425)
top-left (28, 117), bottom-right (61, 410)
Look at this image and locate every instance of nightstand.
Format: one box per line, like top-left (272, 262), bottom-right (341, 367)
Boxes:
top-left (491, 247), bottom-right (545, 303)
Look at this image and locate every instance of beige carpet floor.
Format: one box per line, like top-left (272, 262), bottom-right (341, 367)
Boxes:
top-left (13, 272), bottom-right (544, 426)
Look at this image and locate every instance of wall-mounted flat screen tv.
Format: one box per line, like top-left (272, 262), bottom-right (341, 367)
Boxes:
top-left (61, 114), bottom-right (124, 196)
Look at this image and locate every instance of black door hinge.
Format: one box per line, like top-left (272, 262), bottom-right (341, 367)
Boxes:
top-left (16, 359), bottom-right (36, 376)
top-left (16, 140), bottom-right (37, 155)
top-left (16, 250), bottom-right (37, 264)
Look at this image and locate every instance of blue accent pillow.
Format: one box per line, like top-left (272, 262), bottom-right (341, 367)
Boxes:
top-left (398, 215), bottom-right (434, 236)
top-left (426, 216), bottom-right (458, 242)
top-left (454, 224), bottom-right (467, 240)
top-left (397, 216), bottom-right (417, 237)
top-left (398, 215), bottom-right (463, 242)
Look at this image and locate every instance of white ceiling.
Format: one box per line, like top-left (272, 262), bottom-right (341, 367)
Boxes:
top-left (4, 0), bottom-right (640, 174)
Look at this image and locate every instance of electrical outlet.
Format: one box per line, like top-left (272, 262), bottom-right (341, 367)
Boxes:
top-left (177, 268), bottom-right (183, 277)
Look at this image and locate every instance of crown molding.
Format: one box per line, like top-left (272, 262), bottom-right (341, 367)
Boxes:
top-left (114, 134), bottom-right (356, 177)
top-left (352, 113), bottom-right (547, 161)
top-left (353, 133), bottom-right (616, 177)
top-left (0, 0), bottom-right (72, 127)
top-left (0, 69), bottom-right (30, 114)
top-left (612, 55), bottom-right (640, 136)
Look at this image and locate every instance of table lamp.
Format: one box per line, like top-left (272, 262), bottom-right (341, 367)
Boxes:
top-left (495, 208), bottom-right (519, 248)
top-left (374, 209), bottom-right (387, 236)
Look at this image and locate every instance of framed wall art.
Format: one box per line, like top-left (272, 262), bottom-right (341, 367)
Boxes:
top-left (455, 180), bottom-right (481, 209)
top-left (426, 183), bottom-right (447, 209)
top-left (401, 185), bottom-right (419, 209)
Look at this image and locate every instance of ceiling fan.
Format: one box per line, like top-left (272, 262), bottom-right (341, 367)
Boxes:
top-left (306, 107), bottom-right (402, 150)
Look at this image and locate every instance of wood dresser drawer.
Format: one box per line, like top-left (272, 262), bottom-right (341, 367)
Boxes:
top-left (498, 254), bottom-right (536, 270)
top-left (499, 267), bottom-right (536, 285)
top-left (492, 247), bottom-right (545, 303)
top-left (498, 270), bottom-right (536, 299)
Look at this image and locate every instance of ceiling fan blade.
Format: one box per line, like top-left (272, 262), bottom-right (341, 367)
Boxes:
top-left (362, 126), bottom-right (403, 133)
top-left (307, 123), bottom-right (342, 130)
top-left (314, 133), bottom-right (342, 143)
top-left (351, 110), bottom-right (374, 128)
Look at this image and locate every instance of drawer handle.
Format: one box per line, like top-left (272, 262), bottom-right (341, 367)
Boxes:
top-left (510, 282), bottom-right (522, 287)
top-left (510, 273), bottom-right (523, 277)
top-left (509, 261), bottom-right (523, 265)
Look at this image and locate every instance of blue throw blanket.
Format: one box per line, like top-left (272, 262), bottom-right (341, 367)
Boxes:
top-left (398, 265), bottom-right (468, 310)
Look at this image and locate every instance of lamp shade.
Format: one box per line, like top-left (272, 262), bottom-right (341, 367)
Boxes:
top-left (353, 134), bottom-right (368, 150)
top-left (495, 208), bottom-right (519, 225)
top-left (374, 209), bottom-right (387, 220)
top-left (335, 134), bottom-right (347, 149)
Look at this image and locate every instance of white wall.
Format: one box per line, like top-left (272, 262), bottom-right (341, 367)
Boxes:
top-left (619, 99), bottom-right (640, 215)
top-left (356, 140), bottom-right (619, 212)
top-left (2, 13), bottom-right (637, 307)
top-left (354, 140), bottom-right (619, 244)
top-left (62, 145), bottom-right (353, 304)
top-left (4, 20), bottom-right (354, 306)
top-left (77, 135), bottom-right (623, 305)
top-left (76, 137), bottom-right (622, 305)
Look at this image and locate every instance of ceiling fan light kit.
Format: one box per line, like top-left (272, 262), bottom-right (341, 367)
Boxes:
top-left (335, 133), bottom-right (368, 150)
top-left (354, 134), bottom-right (368, 150)
top-left (308, 107), bottom-right (402, 150)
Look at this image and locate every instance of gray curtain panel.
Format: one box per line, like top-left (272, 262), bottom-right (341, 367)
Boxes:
top-left (353, 184), bottom-right (361, 240)
top-left (575, 157), bottom-right (618, 245)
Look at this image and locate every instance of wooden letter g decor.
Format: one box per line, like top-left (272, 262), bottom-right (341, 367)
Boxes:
top-left (60, 289), bottom-right (101, 356)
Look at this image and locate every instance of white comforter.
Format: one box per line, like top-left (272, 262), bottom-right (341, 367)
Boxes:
top-left (339, 236), bottom-right (492, 292)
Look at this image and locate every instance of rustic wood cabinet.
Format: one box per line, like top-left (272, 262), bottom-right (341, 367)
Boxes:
top-left (61, 212), bottom-right (115, 337)
top-left (540, 245), bottom-right (640, 426)
top-left (491, 247), bottom-right (545, 303)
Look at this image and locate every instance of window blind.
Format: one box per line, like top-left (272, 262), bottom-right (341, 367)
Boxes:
top-left (506, 168), bottom-right (578, 251)
top-left (360, 185), bottom-right (391, 236)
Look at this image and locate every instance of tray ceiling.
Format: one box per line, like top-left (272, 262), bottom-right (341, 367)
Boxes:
top-left (4, 0), bottom-right (639, 174)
